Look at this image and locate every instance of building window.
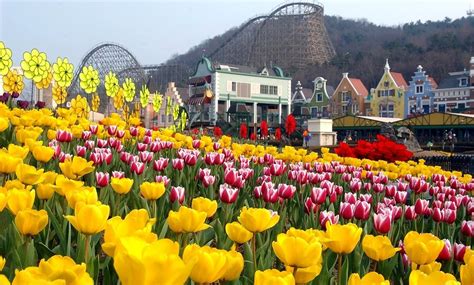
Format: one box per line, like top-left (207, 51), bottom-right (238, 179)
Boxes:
top-left (168, 114), bottom-right (173, 122)
top-left (311, 107), bottom-right (318, 118)
top-left (378, 89), bottom-right (395, 97)
top-left (379, 104), bottom-right (394, 117)
top-left (231, 82), bottom-right (237, 91)
top-left (415, 85), bottom-right (424, 94)
top-left (342, 105), bottom-right (348, 114)
top-left (438, 104), bottom-right (446, 112)
top-left (341, 91), bottom-right (350, 103)
top-left (259, 85), bottom-right (278, 95)
top-left (316, 93), bottom-right (323, 102)
top-left (459, 78), bottom-right (468, 87)
top-left (384, 81), bottom-right (389, 88)
top-left (457, 103), bottom-right (466, 110)
top-left (352, 104), bottom-right (358, 114)
top-left (161, 115), bottom-right (165, 123)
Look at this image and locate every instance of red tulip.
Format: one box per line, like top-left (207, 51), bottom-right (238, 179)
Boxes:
top-left (453, 243), bottom-right (469, 262)
top-left (359, 194), bottom-right (373, 203)
top-left (404, 206), bottom-right (418, 220)
top-left (192, 139), bottom-right (201, 149)
top-left (137, 143), bottom-right (147, 152)
top-left (213, 126), bottom-right (223, 138)
top-left (262, 184), bottom-right (279, 203)
top-left (373, 212), bottom-right (392, 234)
top-left (319, 211), bottom-right (339, 230)
top-left (97, 139), bottom-right (107, 148)
top-left (339, 202), bottom-right (355, 220)
top-left (349, 179), bottom-right (362, 192)
top-left (310, 187), bottom-right (327, 204)
top-left (385, 185), bottom-right (396, 197)
top-left (414, 199), bottom-right (430, 215)
top-left (56, 130), bottom-right (72, 142)
top-left (112, 171), bottom-right (125, 179)
top-left (155, 175), bottom-right (170, 186)
top-left (373, 183), bottom-right (384, 193)
top-left (354, 200), bottom-right (371, 220)
top-left (253, 186), bottom-right (262, 199)
top-left (107, 125), bottom-right (117, 136)
top-left (149, 141), bottom-right (161, 152)
top-left (239, 123), bottom-right (247, 139)
top-left (461, 220), bottom-right (474, 237)
top-left (394, 191), bottom-right (407, 204)
top-left (183, 154), bottom-right (198, 166)
top-left (75, 146), bottom-right (86, 157)
top-left (131, 161), bottom-right (145, 175)
top-left (304, 197), bottom-right (318, 214)
top-left (96, 172), bottom-right (109, 188)
top-left (219, 184), bottom-right (239, 204)
top-left (277, 184), bottom-right (296, 199)
top-left (397, 181), bottom-right (408, 192)
top-left (437, 239), bottom-right (452, 261)
top-left (153, 158), bottom-right (169, 171)
top-left (89, 124), bottom-right (98, 134)
top-left (224, 168), bottom-right (239, 186)
top-left (129, 126), bottom-right (138, 137)
top-left (172, 158), bottom-right (185, 170)
top-left (90, 152), bottom-right (102, 165)
top-left (116, 129), bottom-right (125, 139)
top-left (270, 162), bottom-right (285, 176)
top-left (81, 131), bottom-right (92, 140)
top-left (443, 209), bottom-right (456, 224)
top-left (202, 175), bottom-right (215, 188)
top-left (170, 186), bottom-right (185, 204)
top-left (139, 151), bottom-right (154, 163)
top-left (432, 208), bottom-right (444, 223)
top-left (84, 140), bottom-right (95, 150)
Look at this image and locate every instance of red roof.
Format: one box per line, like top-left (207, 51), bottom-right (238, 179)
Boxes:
top-left (428, 77), bottom-right (438, 89)
top-left (348, 78), bottom-right (369, 97)
top-left (390, 72), bottom-right (408, 89)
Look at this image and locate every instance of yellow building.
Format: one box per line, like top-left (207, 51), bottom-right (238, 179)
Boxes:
top-left (368, 59), bottom-right (408, 118)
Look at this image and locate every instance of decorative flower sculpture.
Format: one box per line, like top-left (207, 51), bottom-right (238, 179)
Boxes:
top-left (20, 48), bottom-right (51, 83)
top-left (52, 84), bottom-right (67, 104)
top-left (91, 94), bottom-right (100, 112)
top-left (70, 95), bottom-right (90, 118)
top-left (3, 69), bottom-right (24, 94)
top-left (122, 78), bottom-right (135, 102)
top-left (52, 57), bottom-right (74, 87)
top-left (79, 66), bottom-right (100, 94)
top-left (122, 104), bottom-right (130, 119)
top-left (105, 72), bottom-right (119, 98)
top-left (139, 85), bottom-right (150, 108)
top-left (114, 88), bottom-right (124, 110)
top-left (35, 70), bottom-right (53, 89)
top-left (152, 93), bottom-right (162, 112)
top-left (173, 104), bottom-right (180, 121)
top-left (0, 41), bottom-right (13, 76)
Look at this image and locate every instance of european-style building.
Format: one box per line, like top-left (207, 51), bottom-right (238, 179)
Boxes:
top-left (432, 57), bottom-right (474, 114)
top-left (368, 59), bottom-right (407, 118)
top-left (186, 57), bottom-right (292, 127)
top-left (405, 65), bottom-right (438, 117)
top-left (307, 77), bottom-right (333, 118)
top-left (331, 72), bottom-right (368, 117)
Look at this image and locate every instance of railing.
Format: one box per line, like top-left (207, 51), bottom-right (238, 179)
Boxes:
top-left (415, 155), bottom-right (474, 174)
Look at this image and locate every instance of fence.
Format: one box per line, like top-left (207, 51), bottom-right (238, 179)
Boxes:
top-left (415, 155), bottom-right (474, 174)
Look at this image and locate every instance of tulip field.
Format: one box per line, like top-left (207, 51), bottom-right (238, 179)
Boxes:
top-left (0, 45), bottom-right (473, 285)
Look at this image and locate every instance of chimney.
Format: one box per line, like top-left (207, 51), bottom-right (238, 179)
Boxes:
top-left (342, 72), bottom-right (349, 78)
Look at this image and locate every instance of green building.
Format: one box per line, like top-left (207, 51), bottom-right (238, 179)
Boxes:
top-left (307, 77), bottom-right (333, 118)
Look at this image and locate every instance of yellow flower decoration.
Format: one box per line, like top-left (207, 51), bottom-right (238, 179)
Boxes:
top-left (122, 78), bottom-right (135, 102)
top-left (52, 57), bottom-right (74, 87)
top-left (179, 111), bottom-right (187, 131)
top-left (114, 88), bottom-right (124, 110)
top-left (91, 94), bottom-right (100, 112)
top-left (122, 104), bottom-right (130, 119)
top-left (139, 85), bottom-right (150, 108)
top-left (70, 95), bottom-right (90, 118)
top-left (35, 69), bottom-right (52, 89)
top-left (52, 84), bottom-right (68, 104)
top-left (20, 48), bottom-right (51, 83)
top-left (0, 41), bottom-right (13, 76)
top-left (105, 71), bottom-right (119, 98)
top-left (173, 104), bottom-right (180, 121)
top-left (3, 69), bottom-right (24, 94)
top-left (152, 93), bottom-right (162, 112)
top-left (79, 66), bottom-right (100, 94)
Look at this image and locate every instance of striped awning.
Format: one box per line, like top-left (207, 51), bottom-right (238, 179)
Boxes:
top-left (187, 95), bottom-right (208, 105)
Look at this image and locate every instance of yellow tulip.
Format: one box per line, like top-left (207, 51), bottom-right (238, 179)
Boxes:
top-left (238, 207), bottom-right (280, 233)
top-left (254, 269), bottom-right (295, 285)
top-left (7, 144), bottom-right (29, 160)
top-left (65, 202), bottom-right (110, 235)
top-left (12, 255), bottom-right (93, 285)
top-left (285, 263), bottom-right (323, 284)
top-left (24, 138), bottom-right (42, 151)
top-left (404, 231), bottom-right (444, 265)
top-left (32, 145), bottom-right (54, 163)
top-left (167, 206), bottom-right (210, 233)
top-left (191, 197), bottom-right (217, 218)
top-left (409, 270), bottom-right (459, 285)
top-left (15, 209), bottom-right (48, 236)
top-left (42, 171), bottom-right (58, 184)
top-left (113, 236), bottom-right (191, 285)
top-left (461, 253), bottom-right (474, 285)
top-left (3, 180), bottom-right (25, 190)
top-left (7, 189), bottom-right (35, 215)
top-left (362, 235), bottom-right (400, 261)
top-left (0, 256), bottom-right (4, 271)
top-left (416, 261), bottom-right (442, 275)
top-left (0, 189), bottom-right (6, 212)
top-left (225, 222), bottom-right (253, 244)
top-left (65, 186), bottom-right (98, 209)
top-left (348, 272), bottom-right (390, 285)
top-left (324, 222), bottom-right (362, 254)
top-left (102, 209), bottom-right (156, 257)
top-left (36, 183), bottom-right (57, 200)
top-left (55, 174), bottom-right (84, 196)
top-left (183, 244), bottom-right (227, 283)
top-left (0, 117), bottom-right (8, 132)
top-left (15, 163), bottom-right (44, 185)
top-left (0, 274), bottom-right (8, 285)
top-left (272, 232), bottom-right (323, 268)
top-left (110, 177), bottom-right (134, 195)
top-left (14, 127), bottom-right (41, 144)
top-left (139, 182), bottom-right (165, 200)
top-left (0, 152), bottom-right (21, 174)
top-left (222, 250), bottom-right (244, 281)
top-left (59, 156), bottom-right (94, 180)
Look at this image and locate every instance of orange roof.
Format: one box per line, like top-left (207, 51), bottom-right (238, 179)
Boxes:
top-left (428, 77), bottom-right (438, 89)
top-left (348, 78), bottom-right (369, 97)
top-left (390, 72), bottom-right (408, 88)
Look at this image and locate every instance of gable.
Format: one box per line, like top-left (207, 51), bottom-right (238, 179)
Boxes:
top-left (191, 57), bottom-right (214, 78)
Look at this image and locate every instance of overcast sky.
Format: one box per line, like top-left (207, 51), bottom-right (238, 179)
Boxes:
top-left (1, 0), bottom-right (472, 67)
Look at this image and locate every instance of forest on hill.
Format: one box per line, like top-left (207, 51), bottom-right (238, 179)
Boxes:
top-left (167, 15), bottom-right (474, 89)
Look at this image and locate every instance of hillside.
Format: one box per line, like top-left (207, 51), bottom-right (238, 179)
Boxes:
top-left (167, 15), bottom-right (474, 89)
